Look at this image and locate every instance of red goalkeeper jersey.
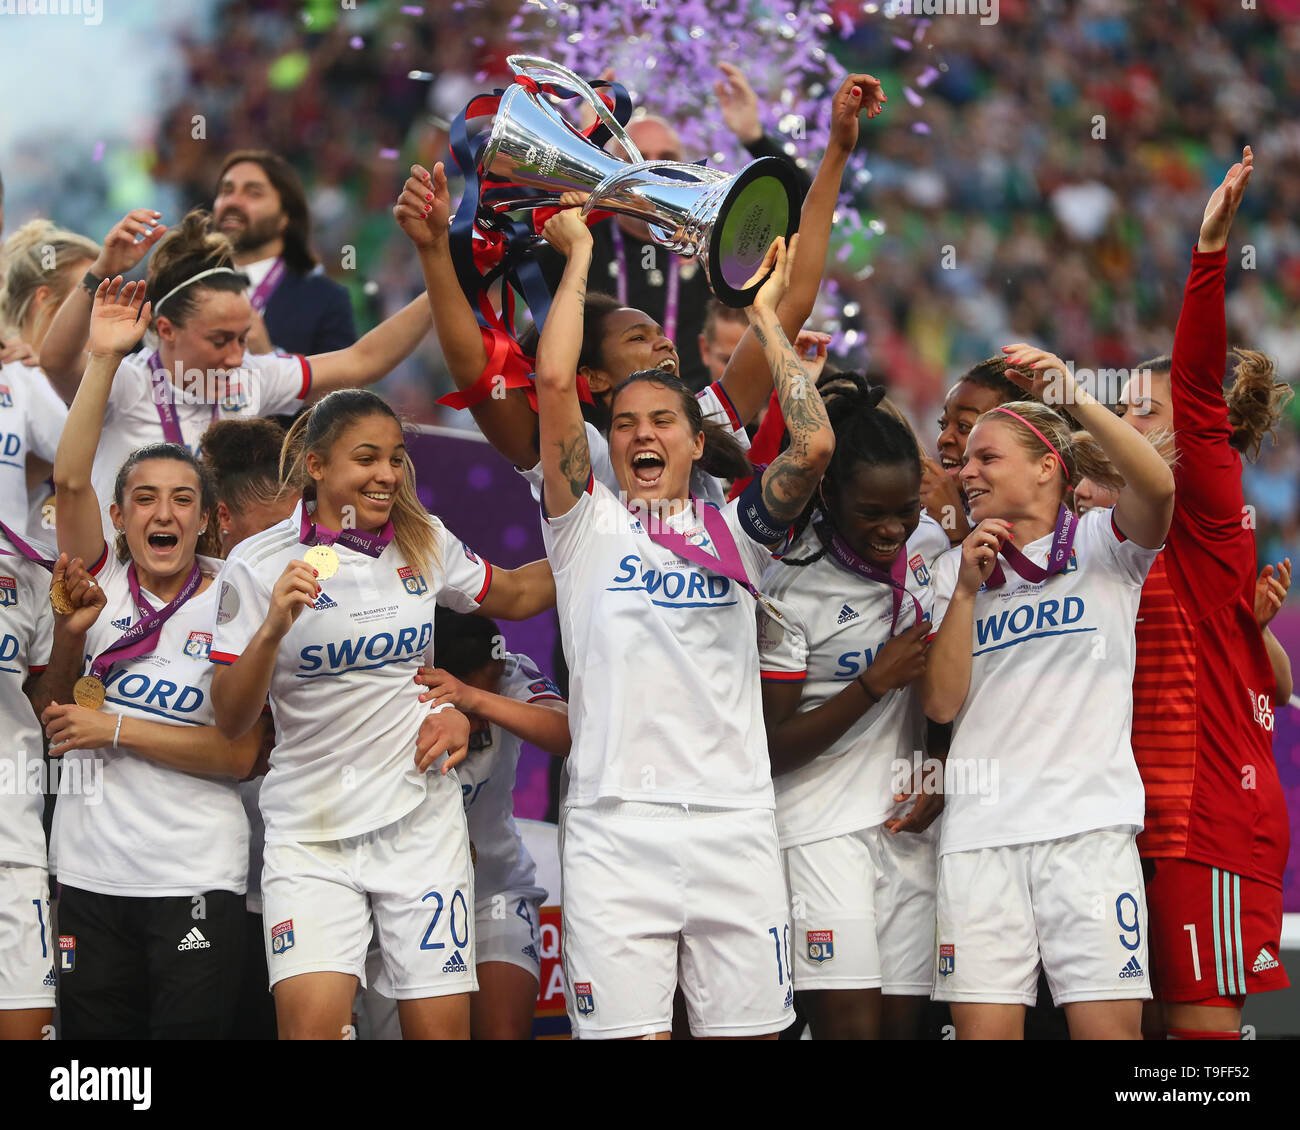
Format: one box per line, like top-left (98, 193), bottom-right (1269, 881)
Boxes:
top-left (1131, 247), bottom-right (1289, 889)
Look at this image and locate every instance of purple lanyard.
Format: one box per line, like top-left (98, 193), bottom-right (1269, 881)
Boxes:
top-left (147, 352), bottom-right (218, 449)
top-left (985, 504), bottom-right (1078, 591)
top-left (248, 257), bottom-right (286, 314)
top-left (813, 517), bottom-right (923, 635)
top-left (298, 505), bottom-right (395, 558)
top-left (632, 496), bottom-right (763, 601)
top-left (89, 560), bottom-right (202, 681)
top-left (0, 521), bottom-right (56, 571)
top-left (610, 225), bottom-right (680, 343)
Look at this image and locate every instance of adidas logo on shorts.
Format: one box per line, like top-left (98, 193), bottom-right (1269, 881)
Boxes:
top-left (177, 927), bottom-right (211, 952)
top-left (836, 603), bottom-right (858, 624)
top-left (1118, 955), bottom-right (1144, 979)
top-left (442, 950), bottom-right (468, 974)
top-left (42, 967), bottom-right (56, 987)
top-left (1252, 947), bottom-right (1280, 973)
top-left (521, 943), bottom-right (539, 963)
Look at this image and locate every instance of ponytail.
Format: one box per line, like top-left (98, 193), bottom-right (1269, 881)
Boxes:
top-left (1225, 348), bottom-right (1293, 461)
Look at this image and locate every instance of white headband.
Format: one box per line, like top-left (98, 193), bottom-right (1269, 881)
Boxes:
top-left (153, 266), bottom-right (243, 316)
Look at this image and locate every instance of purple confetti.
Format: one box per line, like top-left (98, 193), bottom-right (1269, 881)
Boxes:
top-left (392, 42), bottom-right (405, 50)
top-left (91, 141), bottom-right (105, 162)
top-left (379, 148), bottom-right (400, 159)
top-left (916, 66), bottom-right (939, 88)
top-left (904, 86), bottom-right (923, 107)
top-left (892, 36), bottom-right (912, 51)
top-left (836, 243), bottom-right (853, 262)
top-left (913, 19), bottom-right (930, 42)
top-left (912, 122), bottom-right (931, 135)
top-left (350, 36), bottom-right (364, 49)
top-left (838, 11), bottom-right (854, 37)
top-left (400, 4), bottom-right (423, 13)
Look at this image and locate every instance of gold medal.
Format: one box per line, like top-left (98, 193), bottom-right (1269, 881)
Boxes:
top-left (73, 676), bottom-right (106, 711)
top-left (470, 841), bottom-right (478, 867)
top-left (49, 578), bottom-right (74, 616)
top-left (303, 545), bottom-right (339, 580)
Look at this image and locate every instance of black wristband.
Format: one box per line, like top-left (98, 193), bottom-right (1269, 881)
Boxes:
top-left (857, 671), bottom-right (880, 704)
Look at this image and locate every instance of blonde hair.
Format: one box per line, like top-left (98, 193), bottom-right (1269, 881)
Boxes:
top-left (279, 390), bottom-right (440, 576)
top-left (1, 219), bottom-right (99, 335)
top-left (978, 401), bottom-right (1129, 498)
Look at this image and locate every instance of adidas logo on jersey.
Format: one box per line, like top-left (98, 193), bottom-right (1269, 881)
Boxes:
top-left (111, 616), bottom-right (132, 630)
top-left (177, 927), bottom-right (211, 951)
top-left (836, 603), bottom-right (858, 624)
top-left (1118, 955), bottom-right (1144, 979)
top-left (442, 950), bottom-right (468, 974)
top-left (312, 591), bottom-right (338, 611)
top-left (43, 967), bottom-right (56, 987)
top-left (1252, 947), bottom-right (1280, 973)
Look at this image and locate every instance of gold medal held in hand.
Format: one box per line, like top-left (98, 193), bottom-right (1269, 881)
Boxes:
top-left (303, 544), bottom-right (339, 580)
top-left (73, 676), bottom-right (106, 711)
top-left (49, 578), bottom-right (74, 616)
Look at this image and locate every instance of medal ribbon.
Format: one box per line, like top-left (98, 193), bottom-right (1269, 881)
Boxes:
top-left (248, 257), bottom-right (286, 314)
top-left (0, 521), bottom-right (56, 571)
top-left (812, 516), bottom-right (922, 635)
top-left (298, 505), bottom-right (394, 558)
top-left (611, 224), bottom-right (681, 343)
top-left (984, 504), bottom-right (1078, 591)
top-left (147, 352), bottom-right (218, 448)
top-left (632, 496), bottom-right (769, 606)
top-left (88, 560), bottom-right (202, 681)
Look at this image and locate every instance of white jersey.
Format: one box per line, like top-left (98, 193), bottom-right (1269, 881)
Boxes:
top-left (543, 477), bottom-right (777, 809)
top-left (458, 652), bottom-right (562, 897)
top-left (518, 381), bottom-right (749, 506)
top-left (0, 545), bottom-right (54, 868)
top-left (0, 362), bottom-right (68, 535)
top-left (211, 502), bottom-right (493, 844)
top-left (92, 348), bottom-right (312, 537)
top-left (928, 507), bottom-right (1155, 856)
top-left (50, 552), bottom-right (248, 896)
top-left (758, 516), bottom-right (950, 848)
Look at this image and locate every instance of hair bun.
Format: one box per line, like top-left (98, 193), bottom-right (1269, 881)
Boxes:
top-left (865, 384), bottom-right (888, 409)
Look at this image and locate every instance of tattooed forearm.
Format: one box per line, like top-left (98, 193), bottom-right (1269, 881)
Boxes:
top-left (81, 271), bottom-right (100, 296)
top-left (557, 427), bottom-right (591, 500)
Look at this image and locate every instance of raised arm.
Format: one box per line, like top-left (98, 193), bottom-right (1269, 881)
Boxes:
top-left (718, 74), bottom-right (886, 425)
top-left (303, 293), bottom-right (432, 400)
top-left (533, 210), bottom-right (595, 520)
top-left (40, 209), bottom-right (167, 399)
top-left (1002, 345), bottom-right (1175, 550)
top-left (396, 162), bottom-right (542, 467)
top-left (54, 278), bottom-right (151, 565)
top-left (746, 237), bottom-right (835, 529)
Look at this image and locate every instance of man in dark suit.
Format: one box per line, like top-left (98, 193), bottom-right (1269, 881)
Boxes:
top-left (213, 150), bottom-right (357, 356)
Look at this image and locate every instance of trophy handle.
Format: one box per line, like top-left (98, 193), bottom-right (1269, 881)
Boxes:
top-left (506, 54), bottom-right (643, 166)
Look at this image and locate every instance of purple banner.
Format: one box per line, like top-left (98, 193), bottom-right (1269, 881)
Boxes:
top-left (1270, 608), bottom-right (1300, 912)
top-left (408, 425), bottom-right (557, 820)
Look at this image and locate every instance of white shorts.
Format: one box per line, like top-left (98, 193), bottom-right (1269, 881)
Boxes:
top-left (475, 886), bottom-right (544, 978)
top-left (933, 827), bottom-right (1151, 1006)
top-left (261, 783), bottom-right (477, 1000)
top-left (785, 822), bottom-right (937, 995)
top-left (560, 800), bottom-right (794, 1039)
top-left (0, 863), bottom-right (55, 1009)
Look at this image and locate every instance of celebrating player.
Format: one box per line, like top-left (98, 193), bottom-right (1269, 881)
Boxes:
top-left (45, 277), bottom-right (267, 1039)
top-left (758, 376), bottom-right (949, 1039)
top-left (1116, 147), bottom-right (1292, 1039)
top-left (208, 388), bottom-right (556, 1040)
top-left (922, 347), bottom-right (1174, 1040)
top-left (38, 208), bottom-right (434, 537)
top-left (0, 544), bottom-right (104, 1040)
top-left (535, 211), bottom-right (833, 1039)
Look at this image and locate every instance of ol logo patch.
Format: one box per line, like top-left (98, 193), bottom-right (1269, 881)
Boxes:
top-left (271, 919), bottom-right (295, 955)
top-left (184, 631), bottom-right (212, 660)
top-left (909, 553), bottom-right (930, 587)
top-left (398, 565), bottom-right (428, 596)
top-left (573, 980), bottom-right (595, 1016)
top-left (0, 576), bottom-right (16, 607)
top-left (939, 943), bottom-right (955, 976)
top-left (807, 929), bottom-right (835, 963)
top-left (58, 935), bottom-right (76, 972)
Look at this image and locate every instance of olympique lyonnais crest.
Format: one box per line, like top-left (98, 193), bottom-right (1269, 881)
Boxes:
top-left (219, 373), bottom-right (248, 411)
top-left (939, 943), bottom-right (955, 976)
top-left (0, 385), bottom-right (12, 408)
top-left (463, 545), bottom-right (480, 564)
top-left (0, 576), bottom-right (17, 606)
top-left (398, 565), bottom-right (428, 596)
top-left (271, 919), bottom-right (295, 955)
top-left (59, 935), bottom-right (76, 972)
top-left (909, 553), bottom-right (930, 587)
top-left (1062, 549), bottom-right (1079, 575)
top-left (807, 929), bottom-right (835, 963)
top-left (184, 631), bottom-right (212, 660)
top-left (573, 980), bottom-right (595, 1016)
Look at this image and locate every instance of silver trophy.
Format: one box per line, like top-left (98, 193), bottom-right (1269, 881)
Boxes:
top-left (479, 55), bottom-right (801, 307)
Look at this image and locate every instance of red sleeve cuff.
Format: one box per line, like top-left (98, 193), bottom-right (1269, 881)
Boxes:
top-left (473, 560), bottom-right (494, 605)
top-left (29, 663), bottom-right (47, 675)
top-left (760, 669), bottom-right (805, 683)
top-left (88, 544), bottom-right (110, 577)
top-left (210, 651), bottom-right (239, 665)
top-left (706, 380), bottom-right (742, 431)
top-left (297, 355), bottom-right (313, 400)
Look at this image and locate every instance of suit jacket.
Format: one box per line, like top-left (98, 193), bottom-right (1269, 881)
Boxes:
top-left (263, 268), bottom-right (357, 356)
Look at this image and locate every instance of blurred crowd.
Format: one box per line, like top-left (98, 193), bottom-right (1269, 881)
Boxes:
top-left (11, 0), bottom-right (1300, 566)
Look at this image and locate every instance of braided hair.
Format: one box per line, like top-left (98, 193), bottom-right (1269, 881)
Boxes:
top-left (781, 373), bottom-right (921, 567)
